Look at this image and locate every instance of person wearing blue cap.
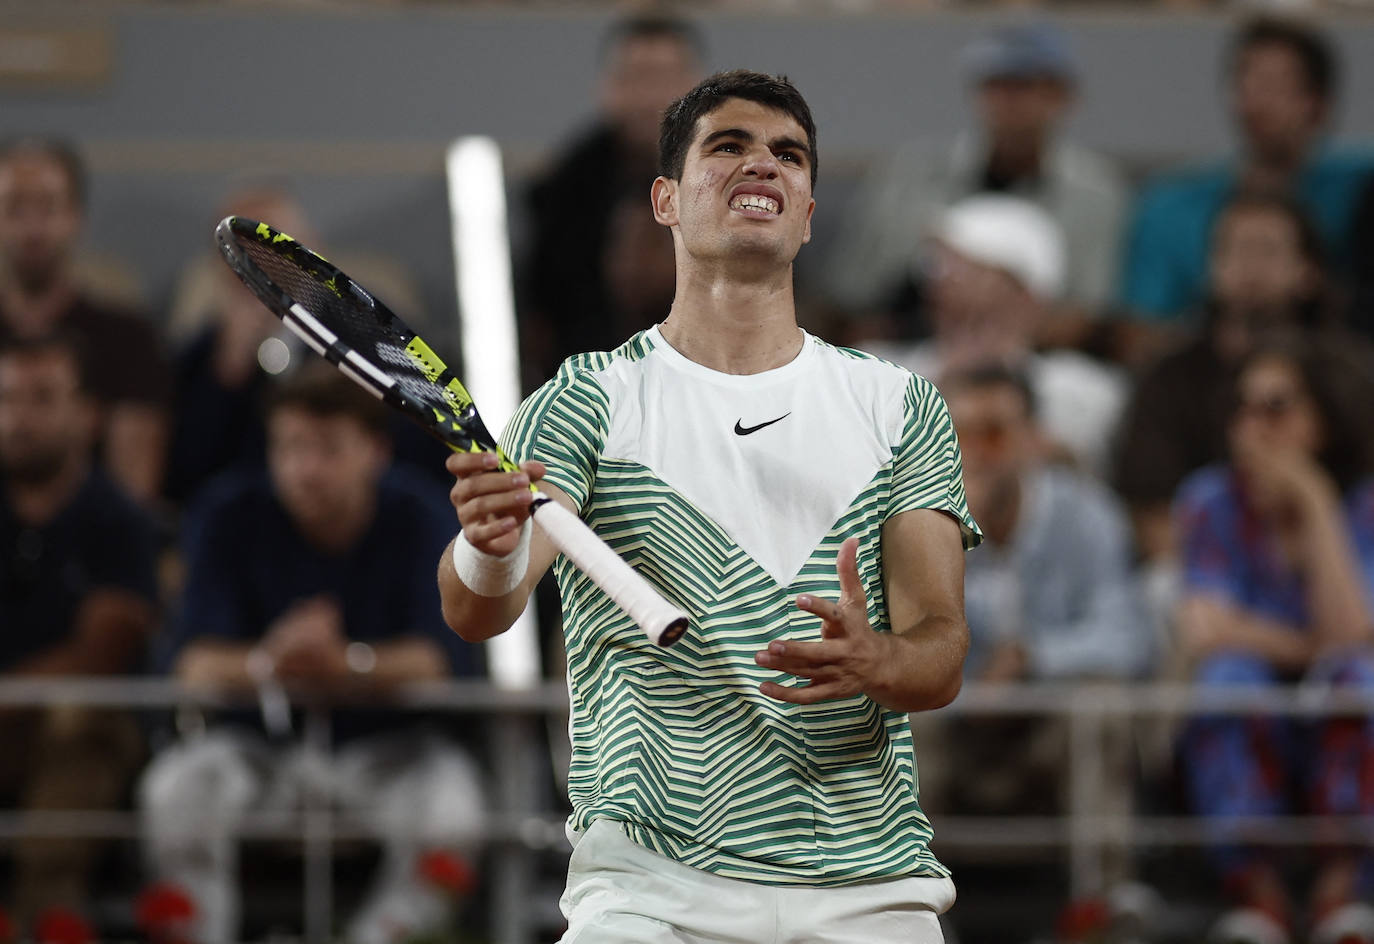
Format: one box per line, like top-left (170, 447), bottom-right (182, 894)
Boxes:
top-left (823, 20), bottom-right (1128, 350)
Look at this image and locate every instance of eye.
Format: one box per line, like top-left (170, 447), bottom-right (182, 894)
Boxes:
top-left (776, 151), bottom-right (801, 164)
top-left (713, 142), bottom-right (742, 154)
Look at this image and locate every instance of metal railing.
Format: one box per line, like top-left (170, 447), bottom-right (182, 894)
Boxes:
top-left (3, 678), bottom-right (1373, 943)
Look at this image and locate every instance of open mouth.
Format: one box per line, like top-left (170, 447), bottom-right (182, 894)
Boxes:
top-left (728, 193), bottom-right (781, 217)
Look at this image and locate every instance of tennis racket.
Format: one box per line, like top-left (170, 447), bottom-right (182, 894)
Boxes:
top-left (215, 216), bottom-right (688, 647)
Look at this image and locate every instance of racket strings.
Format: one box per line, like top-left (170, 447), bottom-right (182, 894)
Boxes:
top-left (239, 238), bottom-right (465, 422)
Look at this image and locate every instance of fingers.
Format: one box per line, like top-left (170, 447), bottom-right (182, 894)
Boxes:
top-left (835, 536), bottom-right (863, 602)
top-left (448, 456), bottom-right (536, 529)
top-left (754, 638), bottom-right (832, 675)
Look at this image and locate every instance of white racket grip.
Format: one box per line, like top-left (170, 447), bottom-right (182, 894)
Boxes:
top-left (530, 497), bottom-right (688, 646)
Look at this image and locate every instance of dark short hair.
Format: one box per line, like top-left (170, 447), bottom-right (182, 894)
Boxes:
top-left (600, 12), bottom-right (705, 65)
top-left (0, 332), bottom-right (93, 395)
top-left (1234, 330), bottom-right (1374, 493)
top-left (1229, 15), bottom-right (1337, 103)
top-left (264, 361), bottom-right (389, 435)
top-left (938, 360), bottom-right (1038, 421)
top-left (0, 137), bottom-right (87, 210)
top-left (659, 69), bottom-right (818, 188)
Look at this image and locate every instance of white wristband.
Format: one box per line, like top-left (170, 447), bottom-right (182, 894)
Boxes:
top-left (451, 519), bottom-right (532, 597)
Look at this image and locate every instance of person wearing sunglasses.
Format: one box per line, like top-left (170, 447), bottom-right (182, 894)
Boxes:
top-left (1172, 331), bottom-right (1374, 944)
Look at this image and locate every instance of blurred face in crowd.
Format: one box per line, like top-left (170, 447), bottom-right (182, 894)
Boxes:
top-left (0, 151), bottom-right (82, 295)
top-left (0, 348), bottom-right (95, 486)
top-left (945, 379), bottom-right (1038, 523)
top-left (926, 242), bottom-right (1038, 365)
top-left (601, 33), bottom-right (702, 160)
top-left (1231, 42), bottom-right (1326, 163)
top-left (1208, 203), bottom-right (1317, 362)
top-left (976, 76), bottom-right (1072, 149)
top-left (267, 407), bottom-right (388, 546)
top-left (1229, 354), bottom-right (1324, 469)
top-left (654, 97), bottom-right (815, 273)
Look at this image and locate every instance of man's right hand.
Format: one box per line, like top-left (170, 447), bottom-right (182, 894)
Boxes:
top-left (446, 453), bottom-right (545, 556)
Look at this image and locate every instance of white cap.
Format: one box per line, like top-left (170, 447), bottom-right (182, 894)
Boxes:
top-left (930, 195), bottom-right (1066, 300)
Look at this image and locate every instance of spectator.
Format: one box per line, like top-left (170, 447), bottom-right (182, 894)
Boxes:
top-left (1114, 191), bottom-right (1338, 569)
top-left (138, 364), bottom-right (486, 944)
top-left (822, 20), bottom-right (1128, 346)
top-left (1120, 16), bottom-right (1372, 322)
top-left (866, 193), bottom-right (1128, 478)
top-left (929, 363), bottom-right (1149, 823)
top-left (0, 334), bottom-right (158, 937)
top-left (1172, 332), bottom-right (1374, 944)
top-left (162, 185), bottom-right (308, 506)
top-left (518, 12), bottom-right (703, 388)
top-left (161, 180), bottom-right (448, 507)
top-left (0, 138), bottom-right (172, 504)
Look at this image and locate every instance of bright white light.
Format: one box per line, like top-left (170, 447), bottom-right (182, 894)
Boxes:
top-left (257, 336), bottom-right (292, 375)
top-left (447, 136), bottom-right (540, 691)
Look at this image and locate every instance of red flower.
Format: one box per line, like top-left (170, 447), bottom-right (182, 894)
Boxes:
top-left (1055, 897), bottom-right (1111, 942)
top-left (135, 883), bottom-right (197, 944)
top-left (34, 909), bottom-right (93, 944)
top-left (417, 849), bottom-right (476, 896)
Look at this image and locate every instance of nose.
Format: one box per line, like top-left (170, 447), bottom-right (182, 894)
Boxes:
top-left (741, 146), bottom-right (780, 179)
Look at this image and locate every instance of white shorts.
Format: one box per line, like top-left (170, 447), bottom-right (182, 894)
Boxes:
top-left (558, 819), bottom-right (955, 944)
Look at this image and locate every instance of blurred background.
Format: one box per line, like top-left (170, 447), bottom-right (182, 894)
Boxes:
top-left (5, 2), bottom-right (1374, 944)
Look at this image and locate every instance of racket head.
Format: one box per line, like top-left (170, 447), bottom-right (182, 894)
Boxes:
top-left (215, 216), bottom-right (518, 472)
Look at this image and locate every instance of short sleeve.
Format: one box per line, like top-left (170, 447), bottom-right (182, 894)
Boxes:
top-left (500, 364), bottom-right (610, 511)
top-left (890, 373), bottom-right (981, 550)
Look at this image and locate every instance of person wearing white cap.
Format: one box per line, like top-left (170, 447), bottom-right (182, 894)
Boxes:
top-left (822, 21), bottom-right (1128, 344)
top-left (867, 194), bottom-right (1128, 479)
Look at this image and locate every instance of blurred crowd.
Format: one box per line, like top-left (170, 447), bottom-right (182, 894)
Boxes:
top-left (3, 8), bottom-right (1374, 944)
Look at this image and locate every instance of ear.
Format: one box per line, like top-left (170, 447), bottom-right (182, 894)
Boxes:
top-left (801, 197), bottom-right (815, 245)
top-left (651, 176), bottom-right (679, 227)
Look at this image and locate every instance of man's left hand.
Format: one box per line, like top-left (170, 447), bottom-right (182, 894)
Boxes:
top-left (755, 537), bottom-right (891, 704)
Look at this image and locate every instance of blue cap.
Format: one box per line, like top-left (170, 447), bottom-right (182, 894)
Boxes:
top-left (961, 22), bottom-right (1077, 83)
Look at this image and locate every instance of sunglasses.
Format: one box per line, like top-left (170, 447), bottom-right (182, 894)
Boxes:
top-left (1234, 390), bottom-right (1305, 421)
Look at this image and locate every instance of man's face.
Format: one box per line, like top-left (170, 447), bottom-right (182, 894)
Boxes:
top-left (946, 382), bottom-right (1036, 519)
top-left (0, 350), bottom-right (94, 485)
top-left (1231, 43), bottom-right (1325, 160)
top-left (601, 35), bottom-right (702, 158)
top-left (0, 154), bottom-right (82, 294)
top-left (652, 98), bottom-right (815, 271)
top-left (1210, 205), bottom-right (1313, 324)
top-left (925, 242), bottom-right (1038, 366)
top-left (975, 76), bottom-right (1071, 146)
top-left (267, 407), bottom-right (387, 540)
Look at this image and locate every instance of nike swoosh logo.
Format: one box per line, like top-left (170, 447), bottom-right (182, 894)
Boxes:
top-left (734, 413), bottom-right (791, 436)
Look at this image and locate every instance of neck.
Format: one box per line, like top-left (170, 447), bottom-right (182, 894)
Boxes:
top-left (985, 137), bottom-right (1045, 183)
top-left (1243, 142), bottom-right (1309, 189)
top-left (296, 494), bottom-right (376, 555)
top-left (980, 475), bottom-right (1024, 546)
top-left (0, 278), bottom-right (77, 337)
top-left (6, 458), bottom-right (88, 527)
top-left (659, 263), bottom-right (803, 374)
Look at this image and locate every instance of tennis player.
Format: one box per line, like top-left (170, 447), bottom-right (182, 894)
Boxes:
top-left (440, 70), bottom-right (981, 944)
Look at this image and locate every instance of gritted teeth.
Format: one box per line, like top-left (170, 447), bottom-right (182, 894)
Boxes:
top-left (729, 193), bottom-right (781, 214)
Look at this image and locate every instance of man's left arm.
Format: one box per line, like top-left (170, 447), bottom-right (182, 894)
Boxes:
top-left (756, 509), bottom-right (969, 713)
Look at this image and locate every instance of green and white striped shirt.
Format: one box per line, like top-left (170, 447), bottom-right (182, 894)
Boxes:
top-left (502, 326), bottom-right (979, 886)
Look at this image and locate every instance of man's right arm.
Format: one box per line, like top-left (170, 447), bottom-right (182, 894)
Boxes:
top-left (438, 453), bottom-right (566, 642)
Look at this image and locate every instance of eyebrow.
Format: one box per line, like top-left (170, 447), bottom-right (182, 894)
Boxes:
top-left (699, 128), bottom-right (811, 164)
